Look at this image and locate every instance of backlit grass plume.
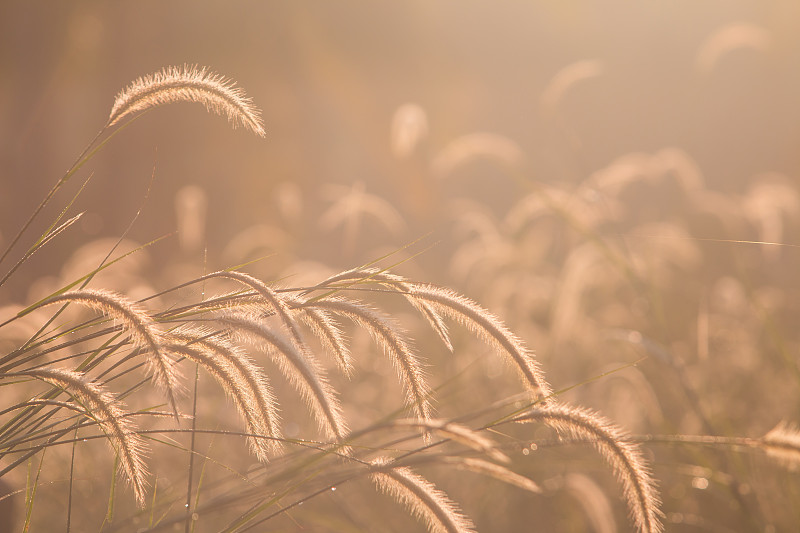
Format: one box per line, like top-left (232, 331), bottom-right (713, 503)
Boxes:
top-left (514, 403), bottom-right (663, 533)
top-left (108, 65), bottom-right (266, 136)
top-left (218, 312), bottom-right (348, 442)
top-left (370, 457), bottom-right (477, 533)
top-left (408, 284), bottom-right (552, 402)
top-left (164, 327), bottom-right (282, 461)
top-left (307, 268), bottom-right (551, 404)
top-left (296, 304), bottom-right (354, 376)
top-left (35, 289), bottom-right (183, 416)
top-left (308, 267), bottom-right (453, 352)
top-left (14, 368), bottom-right (149, 507)
top-left (300, 296), bottom-right (433, 424)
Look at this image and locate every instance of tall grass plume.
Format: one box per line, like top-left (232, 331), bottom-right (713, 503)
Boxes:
top-left (108, 65), bottom-right (265, 136)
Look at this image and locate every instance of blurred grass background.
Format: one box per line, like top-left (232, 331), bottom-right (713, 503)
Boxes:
top-left (3, 1), bottom-right (800, 295)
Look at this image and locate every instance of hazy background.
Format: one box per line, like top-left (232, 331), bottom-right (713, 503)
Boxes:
top-left (2, 1), bottom-right (799, 301)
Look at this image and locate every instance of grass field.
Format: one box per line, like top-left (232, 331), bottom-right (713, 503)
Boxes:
top-left (2, 3), bottom-right (800, 532)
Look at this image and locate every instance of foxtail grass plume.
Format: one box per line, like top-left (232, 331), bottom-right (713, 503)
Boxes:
top-left (108, 65), bottom-right (266, 136)
top-left (208, 270), bottom-right (306, 350)
top-left (295, 304), bottom-right (354, 376)
top-left (583, 148), bottom-right (705, 200)
top-left (370, 458), bottom-right (476, 533)
top-left (408, 284), bottom-right (552, 402)
top-left (319, 181), bottom-right (407, 253)
top-left (20, 368), bottom-right (149, 507)
top-left (218, 312), bottom-right (347, 442)
top-left (514, 403), bottom-right (663, 533)
top-left (37, 289), bottom-right (182, 416)
top-left (167, 329), bottom-right (282, 455)
top-left (165, 327), bottom-right (282, 460)
top-left (309, 267), bottom-right (453, 352)
top-left (431, 132), bottom-right (523, 180)
top-left (301, 297), bottom-right (433, 424)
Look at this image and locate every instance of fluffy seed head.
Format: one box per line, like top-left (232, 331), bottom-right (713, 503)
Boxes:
top-left (370, 458), bottom-right (476, 533)
top-left (109, 65), bottom-right (265, 136)
top-left (21, 368), bottom-right (149, 507)
top-left (219, 312), bottom-right (347, 443)
top-left (408, 283), bottom-right (552, 402)
top-left (38, 289), bottom-right (182, 416)
top-left (302, 297), bottom-right (433, 424)
top-left (165, 327), bottom-right (282, 460)
top-left (514, 403), bottom-right (663, 533)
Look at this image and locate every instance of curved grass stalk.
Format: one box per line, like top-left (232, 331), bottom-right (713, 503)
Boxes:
top-left (206, 271), bottom-right (306, 350)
